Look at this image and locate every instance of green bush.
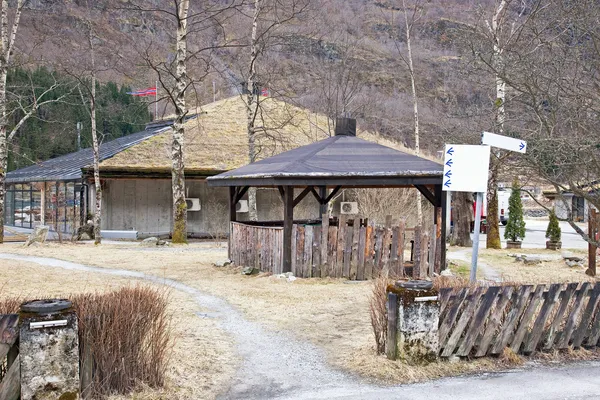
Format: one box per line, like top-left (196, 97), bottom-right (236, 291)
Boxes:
top-left (504, 180), bottom-right (526, 242)
top-left (546, 209), bottom-right (562, 242)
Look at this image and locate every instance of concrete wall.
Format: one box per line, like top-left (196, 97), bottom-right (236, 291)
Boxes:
top-left (99, 179), bottom-right (322, 237)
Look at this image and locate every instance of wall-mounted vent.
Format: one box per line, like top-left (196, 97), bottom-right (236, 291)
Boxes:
top-left (236, 200), bottom-right (249, 213)
top-left (186, 198), bottom-right (201, 212)
top-left (340, 202), bottom-right (358, 214)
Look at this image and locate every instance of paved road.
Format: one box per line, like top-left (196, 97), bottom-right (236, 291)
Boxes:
top-left (476, 220), bottom-right (589, 250)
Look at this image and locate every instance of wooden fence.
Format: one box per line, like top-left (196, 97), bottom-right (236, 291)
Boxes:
top-left (438, 282), bottom-right (600, 358)
top-left (230, 216), bottom-right (442, 279)
top-left (0, 314), bottom-right (20, 400)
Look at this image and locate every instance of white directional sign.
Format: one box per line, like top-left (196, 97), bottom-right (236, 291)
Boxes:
top-left (481, 131), bottom-right (527, 154)
top-left (442, 145), bottom-right (490, 193)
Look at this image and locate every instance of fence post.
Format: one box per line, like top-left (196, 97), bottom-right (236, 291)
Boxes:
top-left (392, 280), bottom-right (440, 363)
top-left (386, 292), bottom-right (398, 360)
top-left (587, 208), bottom-right (597, 277)
top-left (19, 299), bottom-right (80, 400)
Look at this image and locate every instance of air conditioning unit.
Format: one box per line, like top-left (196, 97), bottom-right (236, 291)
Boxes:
top-left (340, 201), bottom-right (358, 214)
top-left (236, 200), bottom-right (249, 213)
top-left (186, 198), bottom-right (201, 212)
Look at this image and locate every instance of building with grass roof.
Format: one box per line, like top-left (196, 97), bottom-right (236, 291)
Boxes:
top-left (5, 95), bottom-right (425, 238)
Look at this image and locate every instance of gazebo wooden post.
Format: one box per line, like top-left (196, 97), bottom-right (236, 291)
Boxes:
top-left (283, 186), bottom-right (294, 273)
top-left (440, 187), bottom-right (448, 271)
top-left (319, 186), bottom-right (328, 217)
top-left (228, 186), bottom-right (237, 259)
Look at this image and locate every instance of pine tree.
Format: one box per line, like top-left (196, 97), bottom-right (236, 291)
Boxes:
top-left (504, 179), bottom-right (526, 242)
top-left (545, 209), bottom-right (561, 242)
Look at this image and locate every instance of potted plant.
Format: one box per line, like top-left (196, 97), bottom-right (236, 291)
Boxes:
top-left (545, 209), bottom-right (562, 250)
top-left (504, 179), bottom-right (526, 249)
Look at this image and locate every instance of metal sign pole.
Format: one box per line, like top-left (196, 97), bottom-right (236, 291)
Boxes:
top-left (470, 192), bottom-right (484, 282)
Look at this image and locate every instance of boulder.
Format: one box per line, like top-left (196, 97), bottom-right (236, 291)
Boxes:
top-left (140, 237), bottom-right (159, 247)
top-left (440, 269), bottom-right (453, 277)
top-left (241, 266), bottom-right (259, 275)
top-left (24, 226), bottom-right (49, 247)
top-left (523, 256), bottom-right (543, 265)
top-left (213, 259), bottom-right (232, 268)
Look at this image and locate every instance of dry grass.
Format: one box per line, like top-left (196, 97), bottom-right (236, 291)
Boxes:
top-left (73, 286), bottom-right (172, 398)
top-left (477, 248), bottom-right (598, 284)
top-left (3, 242), bottom-right (599, 389)
top-left (99, 96), bottom-right (424, 173)
top-left (0, 258), bottom-right (236, 400)
top-left (369, 277), bottom-right (392, 354)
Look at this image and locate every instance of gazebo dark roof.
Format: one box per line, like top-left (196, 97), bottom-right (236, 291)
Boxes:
top-left (207, 132), bottom-right (443, 187)
top-left (208, 118), bottom-right (447, 274)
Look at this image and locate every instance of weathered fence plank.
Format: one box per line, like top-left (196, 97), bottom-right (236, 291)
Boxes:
top-left (456, 286), bottom-right (501, 356)
top-left (313, 225), bottom-right (321, 277)
top-left (544, 282), bottom-right (579, 350)
top-left (350, 219), bottom-right (360, 280)
top-left (0, 354), bottom-right (20, 400)
top-left (304, 225), bottom-right (313, 278)
top-left (439, 288), bottom-right (468, 348)
top-left (490, 285), bottom-right (534, 355)
top-left (365, 223), bottom-right (375, 279)
top-left (320, 214), bottom-right (329, 277)
top-left (475, 286), bottom-right (515, 357)
top-left (357, 226), bottom-right (366, 280)
top-left (442, 288), bottom-right (484, 357)
top-left (558, 282), bottom-right (591, 348)
top-left (511, 285), bottom-right (545, 353)
top-left (523, 283), bottom-right (562, 354)
top-left (572, 282), bottom-right (600, 348)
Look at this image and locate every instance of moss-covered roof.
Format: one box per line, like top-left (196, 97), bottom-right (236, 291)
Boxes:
top-left (99, 95), bottom-right (415, 174)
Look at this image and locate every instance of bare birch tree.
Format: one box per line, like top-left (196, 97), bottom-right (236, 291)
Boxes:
top-left (126, 0), bottom-right (245, 242)
top-left (0, 0), bottom-right (69, 243)
top-left (244, 0), bottom-right (309, 220)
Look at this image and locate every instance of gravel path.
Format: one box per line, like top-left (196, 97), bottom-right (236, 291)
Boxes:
top-left (447, 248), bottom-right (503, 282)
top-left (0, 252), bottom-right (358, 399)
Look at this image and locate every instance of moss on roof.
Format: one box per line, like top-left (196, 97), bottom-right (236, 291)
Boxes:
top-left (100, 95), bottom-right (415, 173)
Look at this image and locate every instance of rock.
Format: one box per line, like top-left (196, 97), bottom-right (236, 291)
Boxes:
top-left (448, 354), bottom-right (461, 364)
top-left (24, 225), bottom-right (49, 247)
top-left (213, 259), bottom-right (232, 268)
top-left (563, 255), bottom-right (584, 262)
top-left (440, 269), bottom-right (453, 277)
top-left (566, 260), bottom-right (584, 268)
top-left (140, 237), bottom-right (159, 247)
top-left (241, 266), bottom-right (259, 275)
top-left (523, 256), bottom-right (543, 265)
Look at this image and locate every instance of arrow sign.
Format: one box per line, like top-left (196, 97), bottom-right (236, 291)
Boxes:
top-left (481, 131), bottom-right (527, 154)
top-left (442, 144), bottom-right (491, 193)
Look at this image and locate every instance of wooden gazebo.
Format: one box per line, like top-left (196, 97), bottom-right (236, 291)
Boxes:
top-left (207, 118), bottom-right (446, 278)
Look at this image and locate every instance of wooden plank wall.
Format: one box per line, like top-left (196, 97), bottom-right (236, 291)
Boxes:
top-left (231, 217), bottom-right (440, 280)
top-left (438, 282), bottom-right (600, 357)
top-left (0, 314), bottom-right (20, 400)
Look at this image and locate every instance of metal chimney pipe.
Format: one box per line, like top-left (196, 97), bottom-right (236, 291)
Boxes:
top-left (335, 117), bottom-right (357, 136)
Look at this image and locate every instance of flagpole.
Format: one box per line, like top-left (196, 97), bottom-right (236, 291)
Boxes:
top-left (155, 80), bottom-right (158, 121)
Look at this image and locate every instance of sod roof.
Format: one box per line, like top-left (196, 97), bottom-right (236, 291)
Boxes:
top-left (99, 96), bottom-right (417, 175)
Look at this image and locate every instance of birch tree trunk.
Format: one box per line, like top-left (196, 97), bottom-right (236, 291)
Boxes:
top-left (485, 0), bottom-right (507, 250)
top-left (246, 0), bottom-right (260, 221)
top-left (171, 0), bottom-right (189, 243)
top-left (0, 0), bottom-right (24, 244)
top-left (402, 0), bottom-right (422, 224)
top-left (450, 191), bottom-right (473, 247)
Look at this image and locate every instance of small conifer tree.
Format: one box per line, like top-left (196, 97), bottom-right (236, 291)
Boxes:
top-left (504, 180), bottom-right (526, 242)
top-left (546, 209), bottom-right (561, 242)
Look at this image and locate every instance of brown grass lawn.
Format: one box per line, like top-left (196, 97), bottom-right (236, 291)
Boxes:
top-left (0, 256), bottom-right (236, 400)
top-left (1, 242), bottom-right (599, 395)
top-left (476, 247), bottom-right (597, 284)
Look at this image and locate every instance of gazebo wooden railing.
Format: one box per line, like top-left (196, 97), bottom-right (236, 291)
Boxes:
top-left (229, 215), bottom-right (441, 279)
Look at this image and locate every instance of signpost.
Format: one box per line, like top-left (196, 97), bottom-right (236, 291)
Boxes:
top-left (443, 136), bottom-right (527, 283)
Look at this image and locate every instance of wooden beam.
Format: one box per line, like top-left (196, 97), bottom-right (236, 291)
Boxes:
top-left (319, 186), bottom-right (328, 216)
top-left (310, 187), bottom-right (323, 203)
top-left (415, 184), bottom-right (437, 206)
top-left (324, 185), bottom-right (342, 204)
top-left (234, 186), bottom-right (249, 204)
top-left (277, 186), bottom-right (285, 202)
top-left (283, 186), bottom-right (294, 273)
top-left (293, 187), bottom-right (313, 208)
top-left (228, 186), bottom-right (237, 260)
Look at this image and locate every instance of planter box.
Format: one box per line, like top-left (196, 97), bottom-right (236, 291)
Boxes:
top-left (506, 241), bottom-right (522, 249)
top-left (546, 240), bottom-right (562, 250)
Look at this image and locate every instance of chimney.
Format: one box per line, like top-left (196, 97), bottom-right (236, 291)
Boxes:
top-left (335, 117), bottom-right (357, 136)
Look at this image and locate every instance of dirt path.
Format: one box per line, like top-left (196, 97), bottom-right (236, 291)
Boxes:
top-left (447, 248), bottom-right (502, 282)
top-left (0, 252), bottom-right (359, 399)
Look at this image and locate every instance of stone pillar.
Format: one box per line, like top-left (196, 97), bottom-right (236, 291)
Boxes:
top-left (19, 299), bottom-right (80, 400)
top-left (390, 280), bottom-right (439, 363)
